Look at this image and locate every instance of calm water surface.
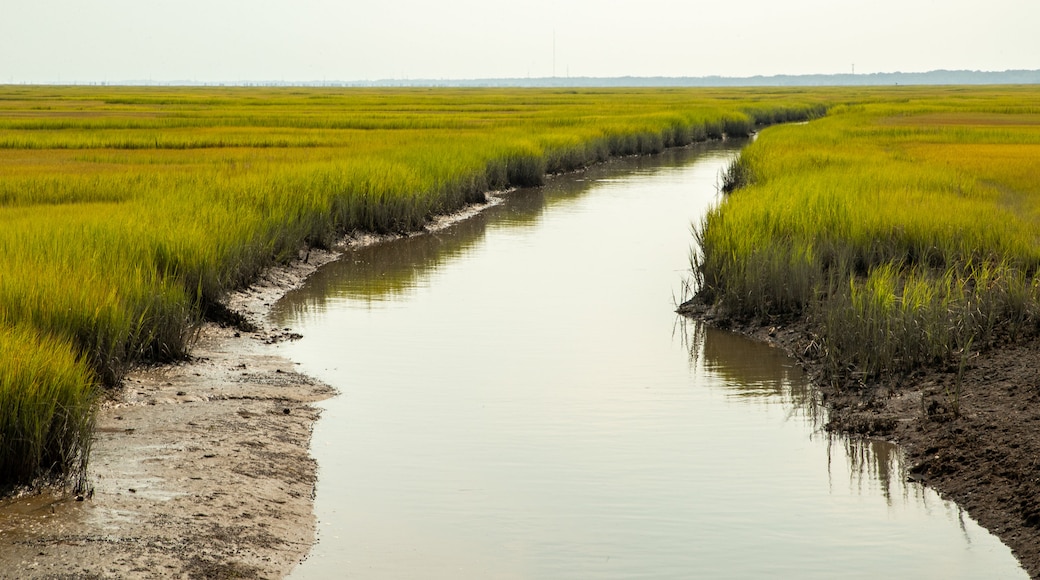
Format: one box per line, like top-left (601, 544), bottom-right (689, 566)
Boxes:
top-left (274, 144), bottom-right (1025, 579)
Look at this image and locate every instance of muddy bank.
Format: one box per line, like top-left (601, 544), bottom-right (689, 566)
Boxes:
top-left (0, 255), bottom-right (340, 579)
top-left (0, 195), bottom-right (505, 579)
top-left (682, 303), bottom-right (1040, 578)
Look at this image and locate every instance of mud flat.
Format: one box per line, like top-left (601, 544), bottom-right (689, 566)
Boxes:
top-left (0, 256), bottom-right (337, 579)
top-left (0, 197), bottom-right (504, 579)
top-left (682, 304), bottom-right (1040, 578)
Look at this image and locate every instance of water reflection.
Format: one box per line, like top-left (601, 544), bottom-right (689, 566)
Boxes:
top-left (681, 318), bottom-right (814, 407)
top-left (684, 318), bottom-right (998, 562)
top-left (682, 316), bottom-right (931, 508)
top-left (829, 433), bottom-right (907, 505)
top-left (278, 141), bottom-right (1025, 579)
top-left (284, 225), bottom-right (488, 310)
top-left (274, 143), bottom-right (737, 319)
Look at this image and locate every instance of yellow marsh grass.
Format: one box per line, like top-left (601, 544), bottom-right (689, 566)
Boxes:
top-left (0, 86), bottom-right (827, 486)
top-left (694, 86), bottom-right (1040, 381)
top-left (0, 321), bottom-right (97, 490)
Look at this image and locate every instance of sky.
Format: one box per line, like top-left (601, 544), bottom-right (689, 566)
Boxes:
top-left (2, 0), bottom-right (1038, 83)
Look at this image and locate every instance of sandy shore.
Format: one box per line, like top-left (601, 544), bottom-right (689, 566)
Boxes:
top-left (0, 196), bottom-right (504, 579)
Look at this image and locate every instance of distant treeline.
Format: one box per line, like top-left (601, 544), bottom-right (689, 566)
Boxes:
top-left (355, 70), bottom-right (1040, 88)
top-left (51, 69), bottom-right (1040, 88)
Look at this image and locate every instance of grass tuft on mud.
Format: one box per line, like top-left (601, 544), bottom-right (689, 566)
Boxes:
top-left (0, 321), bottom-right (96, 491)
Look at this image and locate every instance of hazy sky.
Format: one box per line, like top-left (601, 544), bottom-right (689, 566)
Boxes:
top-left (2, 0), bottom-right (1038, 83)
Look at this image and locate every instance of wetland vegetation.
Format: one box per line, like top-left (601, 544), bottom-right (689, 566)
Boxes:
top-left (0, 86), bottom-right (827, 488)
top-left (693, 85), bottom-right (1040, 384)
top-left (5, 83), bottom-right (1040, 576)
top-left (5, 82), bottom-right (1039, 522)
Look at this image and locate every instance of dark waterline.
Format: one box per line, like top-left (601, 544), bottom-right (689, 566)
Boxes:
top-left (273, 143), bottom-right (1025, 578)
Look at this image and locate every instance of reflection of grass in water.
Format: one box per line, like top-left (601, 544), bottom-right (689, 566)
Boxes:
top-left (682, 317), bottom-right (920, 501)
top-left (680, 318), bottom-right (820, 421)
top-left (275, 226), bottom-right (488, 320)
top-left (0, 85), bottom-right (826, 487)
top-left (831, 434), bottom-right (919, 506)
top-left (277, 142), bottom-right (738, 319)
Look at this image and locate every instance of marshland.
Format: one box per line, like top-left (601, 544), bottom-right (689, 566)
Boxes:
top-left (693, 86), bottom-right (1040, 382)
top-left (687, 84), bottom-right (1040, 574)
top-left (3, 84), bottom-right (1040, 576)
top-left (0, 86), bottom-right (825, 491)
top-left (271, 139), bottom-right (1023, 578)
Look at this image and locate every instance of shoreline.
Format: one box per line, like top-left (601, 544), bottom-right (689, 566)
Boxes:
top-left (7, 189), bottom-right (1033, 576)
top-left (0, 194), bottom-right (508, 579)
top-left (680, 303), bottom-right (1040, 578)
top-left (0, 138), bottom-right (742, 578)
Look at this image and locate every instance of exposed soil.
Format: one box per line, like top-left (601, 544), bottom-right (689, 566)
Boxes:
top-left (0, 195), bottom-right (505, 579)
top-left (682, 303), bottom-right (1040, 579)
top-left (0, 254), bottom-right (339, 580)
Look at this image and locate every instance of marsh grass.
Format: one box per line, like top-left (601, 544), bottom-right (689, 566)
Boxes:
top-left (0, 86), bottom-right (828, 487)
top-left (0, 322), bottom-right (97, 491)
top-left (693, 86), bottom-right (1040, 385)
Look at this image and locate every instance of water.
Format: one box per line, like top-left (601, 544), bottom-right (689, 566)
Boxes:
top-left (273, 143), bottom-right (1025, 579)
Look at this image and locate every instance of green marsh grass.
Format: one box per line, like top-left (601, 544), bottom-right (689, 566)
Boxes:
top-left (0, 85), bottom-right (828, 487)
top-left (693, 86), bottom-right (1040, 384)
top-left (0, 321), bottom-right (97, 490)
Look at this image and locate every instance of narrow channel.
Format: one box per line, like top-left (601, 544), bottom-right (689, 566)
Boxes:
top-left (272, 143), bottom-right (1025, 578)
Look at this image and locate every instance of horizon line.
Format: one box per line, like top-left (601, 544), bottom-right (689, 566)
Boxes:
top-left (5, 68), bottom-right (1039, 88)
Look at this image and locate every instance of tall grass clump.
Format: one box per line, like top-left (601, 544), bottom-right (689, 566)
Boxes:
top-left (692, 85), bottom-right (1040, 384)
top-left (0, 85), bottom-right (834, 487)
top-left (0, 322), bottom-right (97, 491)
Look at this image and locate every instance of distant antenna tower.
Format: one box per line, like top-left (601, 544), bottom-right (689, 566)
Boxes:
top-left (852, 63), bottom-right (855, 75)
top-left (553, 29), bottom-right (557, 78)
